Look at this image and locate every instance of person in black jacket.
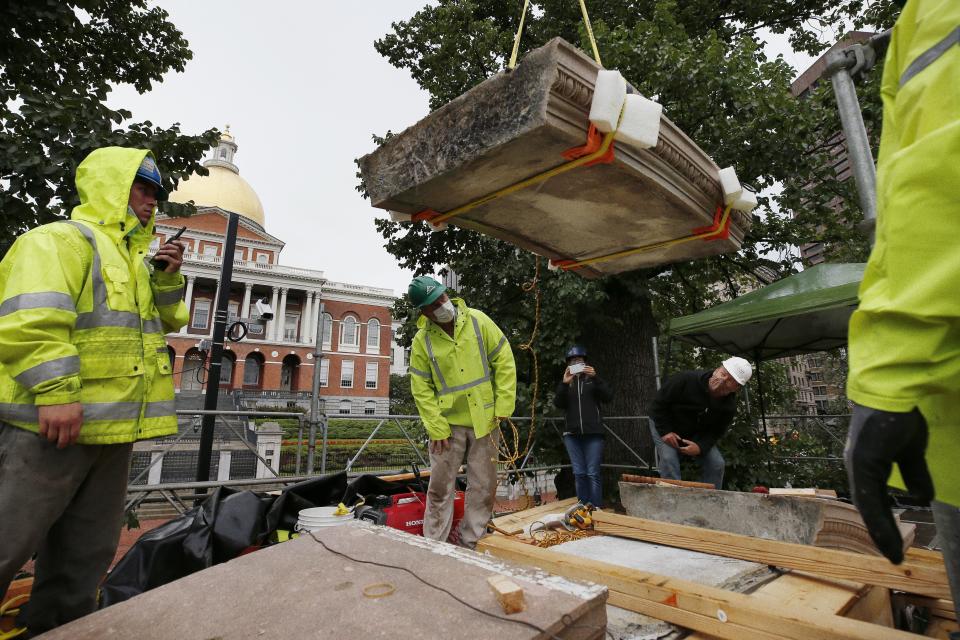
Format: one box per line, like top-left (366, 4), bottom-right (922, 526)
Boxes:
top-left (648, 357), bottom-right (752, 488)
top-left (554, 345), bottom-right (613, 507)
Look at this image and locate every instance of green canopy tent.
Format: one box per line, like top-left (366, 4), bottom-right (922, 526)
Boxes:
top-left (665, 262), bottom-right (865, 458)
top-left (668, 262), bottom-right (865, 361)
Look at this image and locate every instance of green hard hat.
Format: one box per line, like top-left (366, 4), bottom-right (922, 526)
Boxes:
top-left (408, 276), bottom-right (446, 308)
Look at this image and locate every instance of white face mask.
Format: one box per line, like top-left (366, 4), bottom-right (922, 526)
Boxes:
top-left (431, 300), bottom-right (456, 324)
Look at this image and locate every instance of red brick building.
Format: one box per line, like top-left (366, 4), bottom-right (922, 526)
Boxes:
top-left (159, 130), bottom-right (395, 415)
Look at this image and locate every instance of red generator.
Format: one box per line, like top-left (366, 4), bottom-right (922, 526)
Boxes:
top-left (355, 491), bottom-right (466, 544)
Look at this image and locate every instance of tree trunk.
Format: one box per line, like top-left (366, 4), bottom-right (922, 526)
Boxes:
top-left (581, 284), bottom-right (659, 470)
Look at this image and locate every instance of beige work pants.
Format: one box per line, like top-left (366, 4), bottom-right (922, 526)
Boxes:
top-left (423, 425), bottom-right (499, 549)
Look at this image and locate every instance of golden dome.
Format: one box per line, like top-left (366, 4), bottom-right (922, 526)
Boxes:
top-left (170, 164), bottom-right (265, 227)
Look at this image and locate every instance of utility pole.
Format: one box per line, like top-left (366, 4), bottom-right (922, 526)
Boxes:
top-left (307, 301), bottom-right (326, 474)
top-left (195, 211), bottom-right (240, 489)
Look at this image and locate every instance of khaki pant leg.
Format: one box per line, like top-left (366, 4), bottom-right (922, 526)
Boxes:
top-left (423, 427), bottom-right (468, 542)
top-left (19, 442), bottom-right (133, 633)
top-left (459, 428), bottom-right (500, 550)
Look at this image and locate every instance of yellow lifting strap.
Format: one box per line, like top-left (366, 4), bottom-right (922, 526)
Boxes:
top-left (508, 0), bottom-right (603, 70)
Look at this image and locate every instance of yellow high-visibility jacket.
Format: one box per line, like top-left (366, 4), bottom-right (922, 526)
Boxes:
top-left (409, 298), bottom-right (517, 440)
top-left (0, 147), bottom-right (189, 444)
top-left (847, 0), bottom-right (960, 505)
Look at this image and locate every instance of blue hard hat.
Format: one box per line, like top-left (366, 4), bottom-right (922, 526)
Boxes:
top-left (135, 155), bottom-right (168, 201)
top-left (565, 345), bottom-right (587, 360)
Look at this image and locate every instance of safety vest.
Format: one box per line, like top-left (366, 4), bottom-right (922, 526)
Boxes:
top-left (847, 0), bottom-right (960, 505)
top-left (409, 299), bottom-right (517, 440)
top-left (0, 147), bottom-right (189, 444)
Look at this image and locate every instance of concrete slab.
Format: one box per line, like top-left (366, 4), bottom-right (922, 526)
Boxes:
top-left (619, 482), bottom-right (914, 555)
top-left (358, 38), bottom-right (750, 278)
top-left (552, 535), bottom-right (774, 640)
top-left (42, 523), bottom-right (607, 640)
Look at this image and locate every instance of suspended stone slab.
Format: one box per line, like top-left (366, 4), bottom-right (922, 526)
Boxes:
top-left (44, 522), bottom-right (608, 640)
top-left (359, 37), bottom-right (752, 278)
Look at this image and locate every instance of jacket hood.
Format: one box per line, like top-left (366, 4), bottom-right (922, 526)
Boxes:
top-left (416, 297), bottom-right (466, 330)
top-left (71, 147), bottom-right (157, 245)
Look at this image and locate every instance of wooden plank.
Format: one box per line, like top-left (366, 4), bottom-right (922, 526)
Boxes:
top-left (477, 534), bottom-right (918, 640)
top-left (924, 616), bottom-right (959, 638)
top-left (686, 572), bottom-right (869, 639)
top-left (768, 488), bottom-right (838, 499)
top-left (846, 586), bottom-right (894, 627)
top-left (906, 547), bottom-right (947, 566)
top-left (490, 498), bottom-right (579, 535)
top-left (621, 474), bottom-right (715, 489)
top-left (593, 511), bottom-right (950, 599)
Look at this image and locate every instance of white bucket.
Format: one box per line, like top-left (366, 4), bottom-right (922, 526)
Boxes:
top-left (295, 507), bottom-right (353, 532)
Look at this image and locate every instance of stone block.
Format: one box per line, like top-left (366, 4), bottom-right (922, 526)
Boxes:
top-left (359, 38), bottom-right (751, 278)
top-left (44, 522), bottom-right (607, 639)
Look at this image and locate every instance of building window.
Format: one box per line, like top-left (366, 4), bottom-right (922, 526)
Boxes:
top-left (234, 248), bottom-right (245, 261)
top-left (319, 358), bottom-right (329, 387)
top-left (403, 348), bottom-right (411, 368)
top-left (338, 399), bottom-right (351, 415)
top-left (243, 357), bottom-right (262, 386)
top-left (366, 318), bottom-right (380, 352)
top-left (340, 316), bottom-right (359, 350)
top-left (365, 361), bottom-right (378, 389)
top-left (202, 244), bottom-right (218, 257)
top-left (256, 253), bottom-right (269, 264)
top-left (192, 299), bottom-right (211, 329)
top-left (228, 301), bottom-right (239, 324)
top-left (220, 356), bottom-right (233, 384)
top-left (340, 360), bottom-right (354, 388)
top-left (284, 314), bottom-right (299, 341)
top-left (321, 313), bottom-right (333, 348)
top-left (364, 401), bottom-right (377, 415)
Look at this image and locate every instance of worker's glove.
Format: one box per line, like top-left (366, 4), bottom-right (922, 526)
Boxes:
top-left (844, 404), bottom-right (934, 564)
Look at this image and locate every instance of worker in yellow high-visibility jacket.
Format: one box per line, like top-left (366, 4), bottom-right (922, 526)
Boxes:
top-left (0, 147), bottom-right (189, 635)
top-left (408, 276), bottom-right (516, 549)
top-left (845, 0), bottom-right (960, 616)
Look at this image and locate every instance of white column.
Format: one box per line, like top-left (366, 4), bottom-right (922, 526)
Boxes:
top-left (183, 276), bottom-right (195, 315)
top-left (301, 291), bottom-right (313, 344)
top-left (276, 287), bottom-right (289, 342)
top-left (148, 451), bottom-right (163, 485)
top-left (266, 286), bottom-right (279, 341)
top-left (208, 283), bottom-right (219, 338)
top-left (241, 282), bottom-right (253, 318)
top-left (313, 292), bottom-right (323, 344)
top-left (217, 450), bottom-right (232, 481)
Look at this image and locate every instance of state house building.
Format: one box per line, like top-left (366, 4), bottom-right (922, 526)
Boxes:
top-left (158, 131), bottom-right (398, 416)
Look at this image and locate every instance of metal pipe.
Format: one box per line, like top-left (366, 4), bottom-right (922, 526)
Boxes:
top-left (196, 211), bottom-right (240, 486)
top-left (651, 336), bottom-right (662, 390)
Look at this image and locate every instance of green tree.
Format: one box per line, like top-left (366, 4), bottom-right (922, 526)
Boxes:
top-left (369, 0), bottom-right (898, 488)
top-left (0, 1), bottom-right (219, 245)
top-left (389, 373), bottom-right (419, 416)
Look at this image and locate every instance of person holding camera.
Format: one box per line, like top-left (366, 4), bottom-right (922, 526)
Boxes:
top-left (648, 357), bottom-right (752, 489)
top-left (0, 148), bottom-right (188, 635)
top-left (554, 345), bottom-right (613, 508)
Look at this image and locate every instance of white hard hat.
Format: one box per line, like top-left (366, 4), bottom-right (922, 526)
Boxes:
top-left (722, 357), bottom-right (752, 386)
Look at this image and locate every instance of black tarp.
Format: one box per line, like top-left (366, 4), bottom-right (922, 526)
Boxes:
top-left (100, 471), bottom-right (429, 607)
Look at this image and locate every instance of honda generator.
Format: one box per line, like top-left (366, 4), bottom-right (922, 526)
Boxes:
top-left (354, 491), bottom-right (465, 543)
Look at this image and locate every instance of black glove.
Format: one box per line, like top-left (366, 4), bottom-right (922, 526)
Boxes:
top-left (844, 404), bottom-right (935, 564)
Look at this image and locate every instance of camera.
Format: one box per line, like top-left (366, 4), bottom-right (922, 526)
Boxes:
top-left (255, 298), bottom-right (274, 321)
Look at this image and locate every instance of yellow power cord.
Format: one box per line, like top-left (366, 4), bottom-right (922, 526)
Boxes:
top-left (0, 594), bottom-right (28, 640)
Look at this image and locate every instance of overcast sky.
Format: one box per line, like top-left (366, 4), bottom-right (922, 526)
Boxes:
top-left (110, 2), bottom-right (818, 297)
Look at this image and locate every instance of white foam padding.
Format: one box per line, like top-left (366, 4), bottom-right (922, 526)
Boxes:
top-left (614, 94), bottom-right (663, 149)
top-left (733, 189), bottom-right (758, 213)
top-left (589, 70), bottom-right (627, 133)
top-left (718, 167), bottom-right (743, 206)
top-left (388, 210), bottom-right (413, 223)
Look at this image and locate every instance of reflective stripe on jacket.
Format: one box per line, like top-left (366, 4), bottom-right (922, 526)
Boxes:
top-left (847, 0), bottom-right (960, 505)
top-left (0, 147), bottom-right (189, 444)
top-left (409, 299), bottom-right (517, 440)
